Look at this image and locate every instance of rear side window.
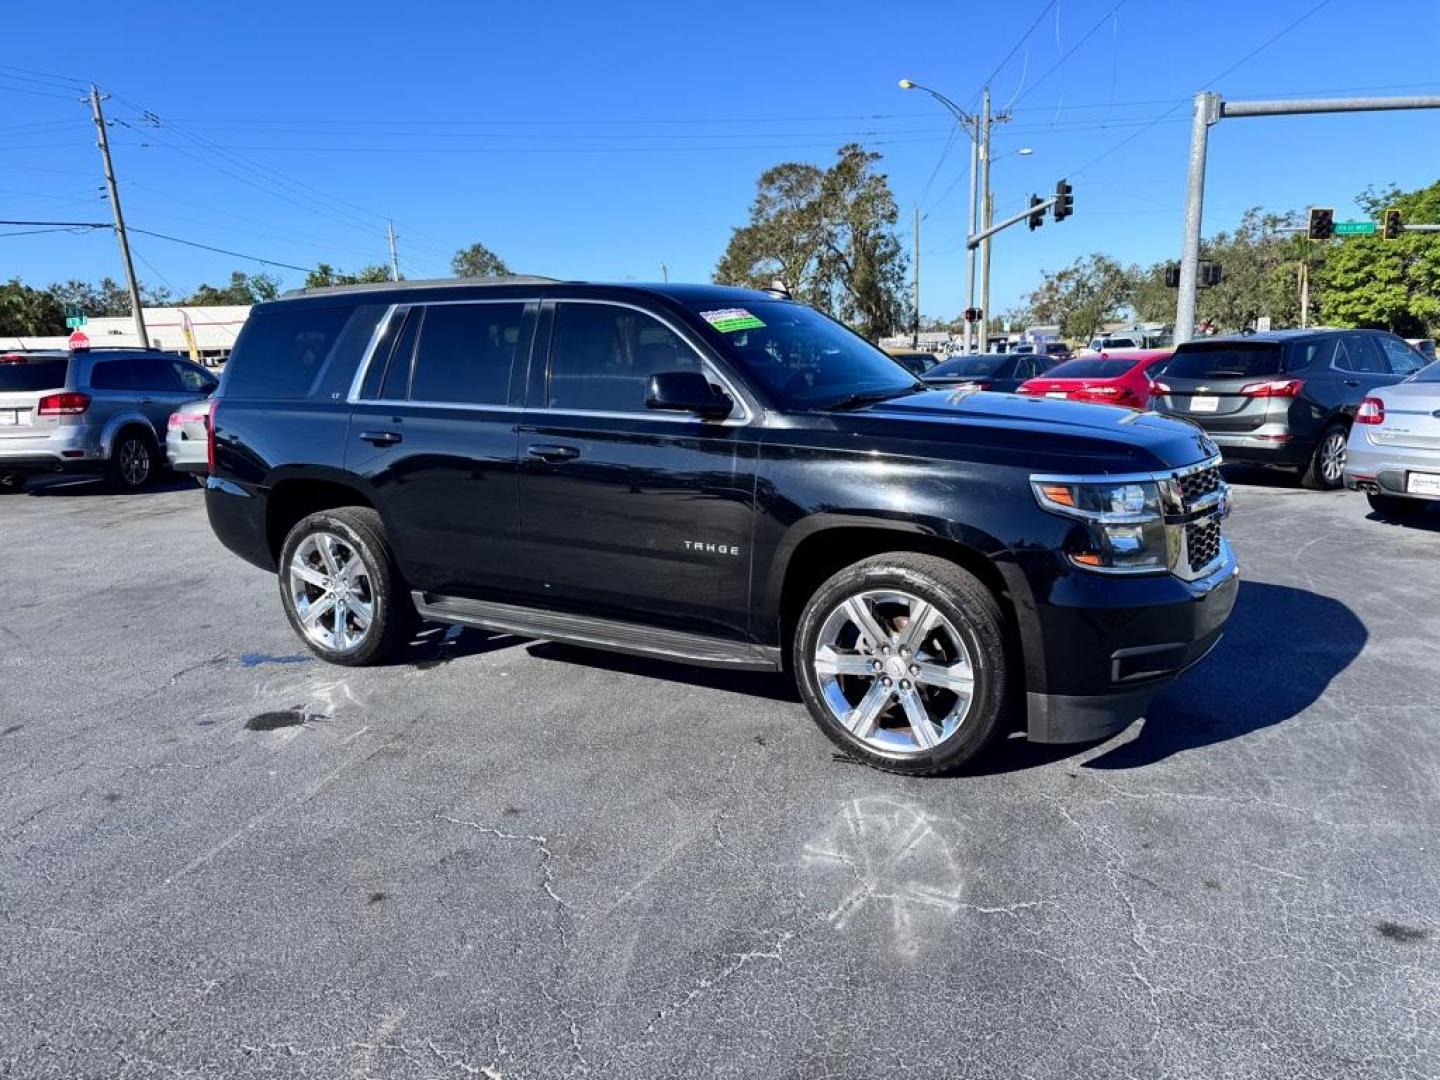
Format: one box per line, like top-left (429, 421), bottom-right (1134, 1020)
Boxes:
top-left (0, 356), bottom-right (70, 391)
top-left (130, 359), bottom-right (184, 392)
top-left (223, 306), bottom-right (351, 400)
top-left (89, 360), bottom-right (132, 391)
top-left (1333, 335), bottom-right (1386, 375)
top-left (1164, 344), bottom-right (1284, 379)
top-left (410, 302), bottom-right (525, 405)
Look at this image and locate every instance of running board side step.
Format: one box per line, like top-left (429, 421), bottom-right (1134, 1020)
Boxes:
top-left (412, 593), bottom-right (783, 672)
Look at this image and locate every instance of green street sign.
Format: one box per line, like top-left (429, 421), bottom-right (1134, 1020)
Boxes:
top-left (63, 303), bottom-right (83, 319)
top-left (1334, 221), bottom-right (1377, 236)
top-left (65, 315), bottom-right (87, 328)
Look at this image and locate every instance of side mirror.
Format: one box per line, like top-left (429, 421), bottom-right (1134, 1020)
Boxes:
top-left (645, 371), bottom-right (734, 420)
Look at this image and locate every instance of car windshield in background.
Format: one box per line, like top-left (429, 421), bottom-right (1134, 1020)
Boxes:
top-left (688, 301), bottom-right (916, 408)
top-left (0, 355), bottom-right (69, 392)
top-left (1043, 358), bottom-right (1137, 379)
top-left (1163, 344), bottom-right (1283, 379)
top-left (1413, 360), bottom-right (1440, 382)
top-left (927, 356), bottom-right (1006, 379)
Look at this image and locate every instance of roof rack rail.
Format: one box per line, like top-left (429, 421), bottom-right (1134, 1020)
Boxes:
top-left (280, 275), bottom-right (563, 299)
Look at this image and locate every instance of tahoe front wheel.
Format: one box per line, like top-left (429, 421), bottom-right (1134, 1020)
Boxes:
top-left (793, 553), bottom-right (1012, 775)
top-left (278, 507), bottom-right (416, 666)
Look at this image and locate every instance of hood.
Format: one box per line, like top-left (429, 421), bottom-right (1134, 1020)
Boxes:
top-left (837, 388), bottom-right (1218, 474)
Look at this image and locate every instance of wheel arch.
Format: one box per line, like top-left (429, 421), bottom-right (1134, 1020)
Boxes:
top-left (263, 468), bottom-right (381, 563)
top-left (100, 412), bottom-right (160, 457)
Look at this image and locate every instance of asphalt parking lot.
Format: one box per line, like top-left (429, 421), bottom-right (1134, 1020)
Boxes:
top-left (1, 471), bottom-right (1437, 1079)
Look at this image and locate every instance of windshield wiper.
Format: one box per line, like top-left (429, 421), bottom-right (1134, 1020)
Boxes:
top-left (823, 383), bottom-right (926, 411)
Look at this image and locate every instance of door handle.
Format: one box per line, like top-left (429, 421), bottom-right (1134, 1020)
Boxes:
top-left (359, 430), bottom-right (403, 447)
top-left (140, 396), bottom-right (155, 404)
top-left (1344, 379), bottom-right (1360, 387)
top-left (527, 443), bottom-right (580, 463)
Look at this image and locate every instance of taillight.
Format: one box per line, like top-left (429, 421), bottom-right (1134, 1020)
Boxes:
top-left (0, 354), bottom-right (26, 365)
top-left (1239, 378), bottom-right (1304, 398)
top-left (169, 412), bottom-right (205, 428)
top-left (1073, 386), bottom-right (1123, 405)
top-left (1356, 397), bottom-right (1385, 425)
top-left (206, 408), bottom-right (216, 473)
top-left (36, 392), bottom-right (90, 415)
top-left (1152, 381), bottom-right (1171, 393)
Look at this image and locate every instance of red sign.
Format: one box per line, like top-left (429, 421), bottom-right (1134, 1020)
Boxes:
top-left (67, 331), bottom-right (90, 351)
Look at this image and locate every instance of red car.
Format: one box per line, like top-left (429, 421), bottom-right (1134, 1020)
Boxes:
top-left (1017, 349), bottom-right (1173, 409)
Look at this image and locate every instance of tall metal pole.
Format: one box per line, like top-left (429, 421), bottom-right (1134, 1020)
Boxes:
top-left (1174, 92), bottom-right (1218, 345)
top-left (912, 205), bottom-right (921, 347)
top-left (1299, 260), bottom-right (1309, 329)
top-left (965, 117), bottom-right (979, 352)
top-left (387, 220), bottom-right (400, 281)
top-left (89, 85), bottom-right (147, 348)
top-left (978, 88), bottom-right (993, 350)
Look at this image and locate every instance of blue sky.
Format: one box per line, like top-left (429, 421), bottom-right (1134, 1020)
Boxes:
top-left (3, 0), bottom-right (1438, 322)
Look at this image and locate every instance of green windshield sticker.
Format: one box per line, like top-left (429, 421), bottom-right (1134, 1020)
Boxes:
top-left (700, 307), bottom-right (765, 333)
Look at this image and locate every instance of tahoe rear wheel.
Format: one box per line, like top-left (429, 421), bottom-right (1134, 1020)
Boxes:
top-left (0, 474), bottom-right (25, 494)
top-left (278, 507), bottom-right (416, 666)
top-left (793, 553), bottom-right (1012, 775)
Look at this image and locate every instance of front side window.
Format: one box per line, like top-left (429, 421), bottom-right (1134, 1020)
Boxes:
top-left (409, 302), bottom-right (526, 405)
top-left (171, 361), bottom-right (215, 394)
top-left (685, 300), bottom-right (915, 410)
top-left (548, 303), bottom-right (704, 412)
top-left (1378, 335), bottom-right (1426, 376)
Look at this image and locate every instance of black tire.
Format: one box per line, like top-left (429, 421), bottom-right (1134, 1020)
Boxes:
top-left (104, 429), bottom-right (157, 492)
top-left (792, 552), bottom-right (1013, 776)
top-left (1301, 423), bottom-right (1348, 490)
top-left (277, 507), bottom-right (418, 666)
top-left (0, 474), bottom-right (25, 494)
top-left (1367, 492), bottom-right (1428, 520)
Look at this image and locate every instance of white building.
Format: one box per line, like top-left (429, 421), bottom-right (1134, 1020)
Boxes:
top-left (1, 305), bottom-right (250, 366)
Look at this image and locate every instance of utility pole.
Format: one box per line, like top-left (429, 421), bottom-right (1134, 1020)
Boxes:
top-left (978, 88), bottom-right (992, 350)
top-left (1298, 260), bottom-right (1309, 329)
top-left (965, 116), bottom-right (979, 353)
top-left (88, 84), bottom-right (147, 348)
top-left (387, 220), bottom-right (400, 281)
top-left (1175, 91), bottom-right (1440, 344)
top-left (912, 205), bottom-right (921, 348)
top-left (660, 261), bottom-right (669, 282)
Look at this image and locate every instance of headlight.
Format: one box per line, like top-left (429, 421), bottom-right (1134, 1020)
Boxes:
top-left (1031, 477), bottom-right (1170, 573)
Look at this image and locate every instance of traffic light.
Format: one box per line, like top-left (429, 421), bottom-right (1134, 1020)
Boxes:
top-left (1053, 179), bottom-right (1074, 222)
top-left (1200, 262), bottom-right (1224, 288)
top-left (963, 307), bottom-right (982, 323)
top-left (1027, 195), bottom-right (1045, 231)
top-left (1164, 264), bottom-right (1180, 288)
top-left (1308, 207), bottom-right (1334, 240)
top-left (1382, 207), bottom-right (1403, 241)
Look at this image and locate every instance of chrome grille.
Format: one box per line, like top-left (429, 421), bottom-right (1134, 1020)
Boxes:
top-left (1178, 465), bottom-right (1223, 509)
top-left (1185, 517), bottom-right (1222, 574)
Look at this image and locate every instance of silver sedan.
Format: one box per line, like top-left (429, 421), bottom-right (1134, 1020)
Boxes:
top-left (1344, 361), bottom-right (1440, 519)
top-left (165, 397), bottom-right (213, 481)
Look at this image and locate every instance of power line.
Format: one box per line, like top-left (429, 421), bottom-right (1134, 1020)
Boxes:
top-left (976, 0), bottom-right (1059, 100)
top-left (1009, 0), bottom-right (1131, 108)
top-left (0, 218), bottom-right (315, 273)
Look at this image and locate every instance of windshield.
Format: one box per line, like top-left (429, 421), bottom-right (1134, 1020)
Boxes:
top-left (687, 300), bottom-right (915, 407)
top-left (0, 355), bottom-right (69, 392)
top-left (927, 356), bottom-right (1006, 379)
top-left (1165, 343), bottom-right (1283, 379)
top-left (1043, 357), bottom-right (1138, 380)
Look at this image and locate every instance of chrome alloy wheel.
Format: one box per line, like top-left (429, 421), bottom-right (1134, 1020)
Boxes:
top-left (1320, 430), bottom-right (1347, 484)
top-left (118, 437), bottom-right (150, 487)
top-left (287, 531), bottom-right (375, 653)
top-left (812, 589), bottom-right (976, 755)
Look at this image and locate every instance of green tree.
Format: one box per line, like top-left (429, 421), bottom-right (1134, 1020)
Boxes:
top-left (0, 278), bottom-right (64, 336)
top-left (187, 271), bottom-right (282, 305)
top-left (47, 276), bottom-right (171, 317)
top-left (302, 264), bottom-right (391, 290)
top-left (1024, 254), bottom-right (1131, 342)
top-left (451, 242), bottom-right (510, 278)
top-left (1318, 180), bottom-right (1440, 336)
top-left (715, 143), bottom-right (909, 341)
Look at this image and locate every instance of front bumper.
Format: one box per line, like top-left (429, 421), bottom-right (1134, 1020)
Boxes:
top-left (1022, 541), bottom-right (1240, 744)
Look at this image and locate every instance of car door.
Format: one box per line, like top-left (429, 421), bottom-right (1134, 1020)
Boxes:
top-left (170, 358), bottom-right (218, 400)
top-left (1332, 334), bottom-right (1401, 416)
top-left (1376, 334), bottom-right (1429, 382)
top-left (345, 299), bottom-right (534, 600)
top-left (516, 298), bottom-right (759, 641)
top-left (128, 356), bottom-right (193, 438)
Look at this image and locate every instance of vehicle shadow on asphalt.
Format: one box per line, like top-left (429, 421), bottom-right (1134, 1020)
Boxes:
top-left (524, 641), bottom-right (801, 703)
top-left (1364, 508), bottom-right (1440, 533)
top-left (21, 475), bottom-right (200, 498)
top-left (1083, 579), bottom-right (1367, 770)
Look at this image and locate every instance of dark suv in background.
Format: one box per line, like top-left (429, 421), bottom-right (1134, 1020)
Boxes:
top-left (207, 277), bottom-right (1237, 776)
top-left (1153, 329), bottom-right (1429, 488)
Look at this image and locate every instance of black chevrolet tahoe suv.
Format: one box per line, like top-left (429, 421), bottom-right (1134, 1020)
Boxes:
top-left (206, 278), bottom-right (1238, 775)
